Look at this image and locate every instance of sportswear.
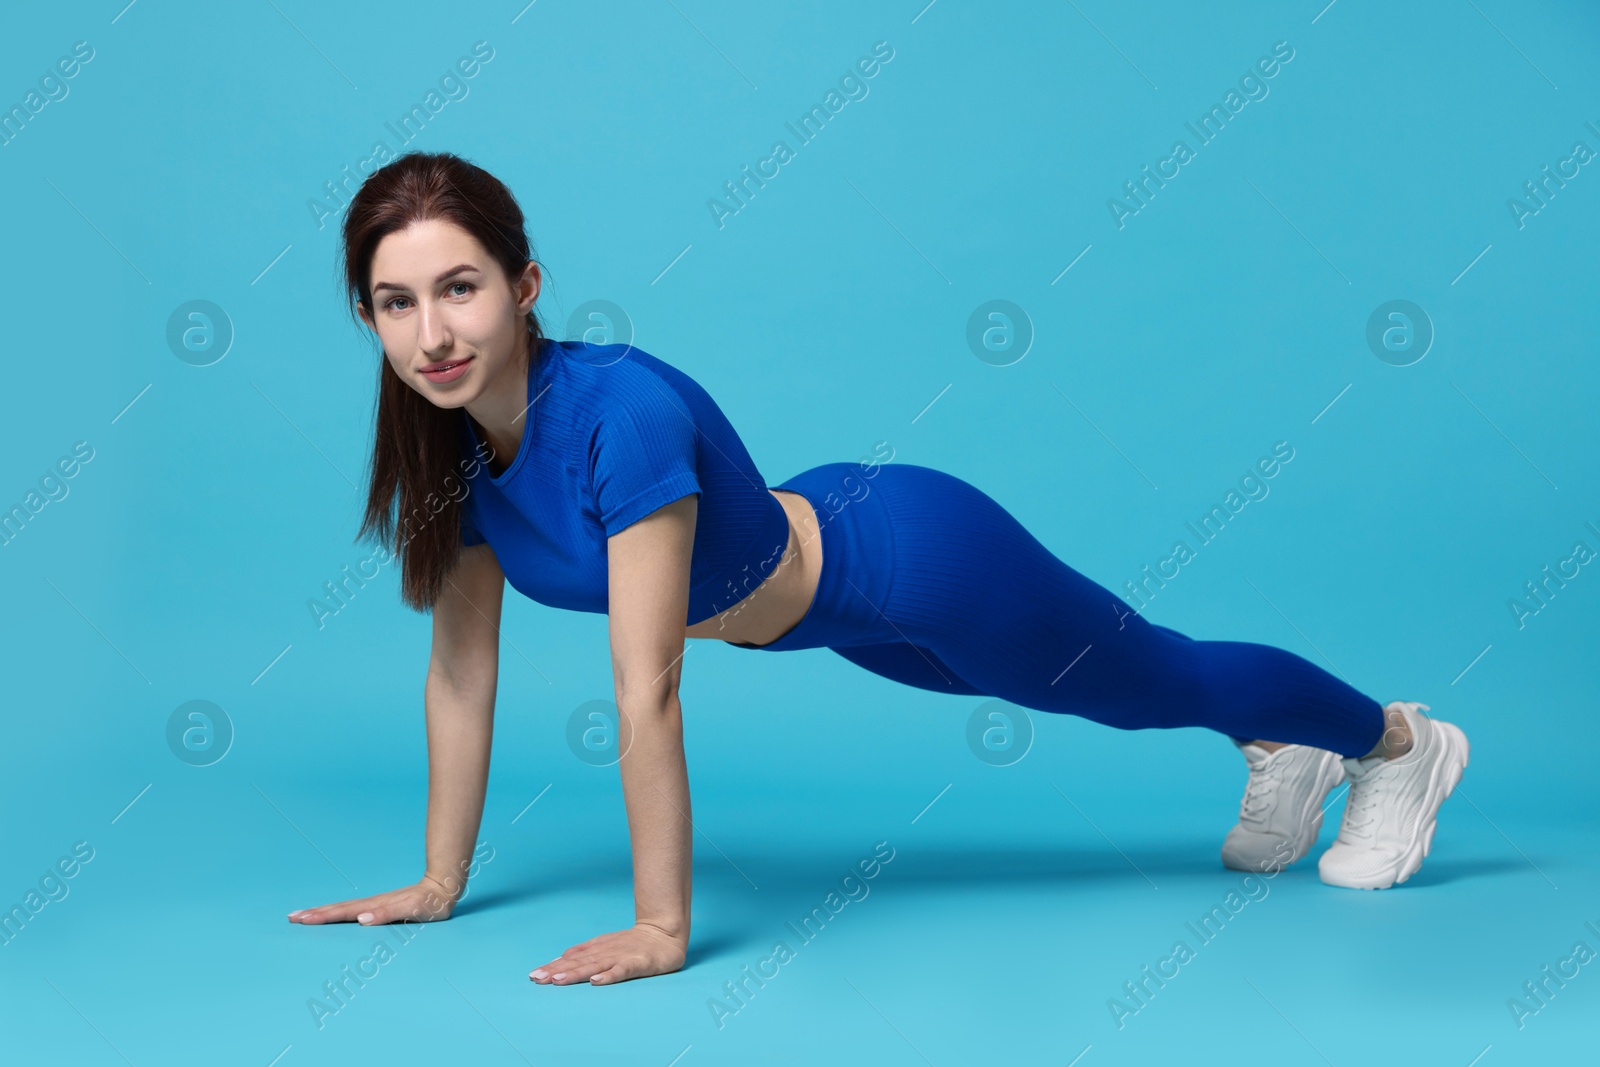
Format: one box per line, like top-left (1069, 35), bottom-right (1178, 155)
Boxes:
top-left (458, 343), bottom-right (1391, 758)
top-left (1318, 702), bottom-right (1469, 889)
top-left (457, 338), bottom-right (791, 627)
top-left (736, 461), bottom-right (1390, 757)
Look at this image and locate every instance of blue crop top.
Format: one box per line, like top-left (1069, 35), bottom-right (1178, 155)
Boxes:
top-left (457, 337), bottom-right (793, 627)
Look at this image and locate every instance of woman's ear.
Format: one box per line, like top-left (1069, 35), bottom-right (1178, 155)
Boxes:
top-left (517, 261), bottom-right (541, 313)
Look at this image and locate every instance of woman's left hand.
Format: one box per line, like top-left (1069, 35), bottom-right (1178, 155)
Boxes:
top-left (530, 922), bottom-right (688, 986)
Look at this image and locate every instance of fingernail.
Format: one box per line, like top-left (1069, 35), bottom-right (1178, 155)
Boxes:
top-left (552, 972), bottom-right (566, 981)
top-left (531, 969), bottom-right (547, 979)
top-left (357, 912), bottom-right (374, 923)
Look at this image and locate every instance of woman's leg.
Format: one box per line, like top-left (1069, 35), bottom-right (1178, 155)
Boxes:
top-left (766, 461), bottom-right (1462, 890)
top-left (869, 465), bottom-right (1387, 758)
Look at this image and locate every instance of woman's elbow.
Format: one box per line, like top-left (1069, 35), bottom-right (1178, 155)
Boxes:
top-left (614, 678), bottom-right (682, 719)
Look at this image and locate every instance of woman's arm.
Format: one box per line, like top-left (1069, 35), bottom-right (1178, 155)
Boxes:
top-left (288, 543), bottom-right (505, 926)
top-left (529, 492), bottom-right (698, 986)
top-left (421, 542), bottom-right (506, 904)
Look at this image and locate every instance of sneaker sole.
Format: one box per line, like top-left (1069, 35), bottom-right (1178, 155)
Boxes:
top-left (1319, 719), bottom-right (1470, 890)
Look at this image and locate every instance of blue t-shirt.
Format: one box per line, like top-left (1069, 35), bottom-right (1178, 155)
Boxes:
top-left (458, 337), bottom-right (792, 626)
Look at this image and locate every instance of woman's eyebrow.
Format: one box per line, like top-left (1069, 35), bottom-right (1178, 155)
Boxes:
top-left (373, 263), bottom-right (481, 295)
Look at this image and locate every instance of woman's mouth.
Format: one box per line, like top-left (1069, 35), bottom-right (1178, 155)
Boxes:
top-left (420, 356), bottom-right (473, 384)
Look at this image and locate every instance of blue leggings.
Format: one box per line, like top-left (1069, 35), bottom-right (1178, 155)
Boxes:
top-left (739, 463), bottom-right (1385, 758)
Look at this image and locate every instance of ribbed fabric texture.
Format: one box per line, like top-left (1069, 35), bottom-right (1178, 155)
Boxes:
top-left (458, 339), bottom-right (791, 626)
top-left (749, 462), bottom-right (1386, 757)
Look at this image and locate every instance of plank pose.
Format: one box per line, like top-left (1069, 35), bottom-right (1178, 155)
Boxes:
top-left (287, 152), bottom-right (1469, 986)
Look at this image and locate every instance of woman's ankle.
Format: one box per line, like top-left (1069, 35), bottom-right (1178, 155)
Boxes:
top-left (1363, 704), bottom-right (1415, 760)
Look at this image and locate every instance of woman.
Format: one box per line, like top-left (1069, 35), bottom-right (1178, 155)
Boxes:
top-left (286, 152), bottom-right (1469, 986)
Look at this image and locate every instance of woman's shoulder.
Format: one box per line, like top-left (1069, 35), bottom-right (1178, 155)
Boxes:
top-left (555, 337), bottom-right (681, 384)
top-left (553, 338), bottom-right (708, 412)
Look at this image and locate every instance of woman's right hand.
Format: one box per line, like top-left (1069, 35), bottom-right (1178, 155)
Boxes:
top-left (287, 875), bottom-right (461, 926)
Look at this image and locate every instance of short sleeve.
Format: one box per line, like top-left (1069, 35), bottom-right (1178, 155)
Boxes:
top-left (588, 382), bottom-right (702, 537)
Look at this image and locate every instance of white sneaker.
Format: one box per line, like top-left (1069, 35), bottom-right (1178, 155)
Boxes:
top-left (1318, 702), bottom-right (1469, 890)
top-left (1221, 741), bottom-right (1346, 873)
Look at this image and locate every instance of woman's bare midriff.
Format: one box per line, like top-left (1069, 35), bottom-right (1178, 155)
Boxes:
top-left (683, 489), bottom-right (822, 647)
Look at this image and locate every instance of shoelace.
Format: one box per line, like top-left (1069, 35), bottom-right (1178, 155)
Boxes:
top-left (1341, 763), bottom-right (1389, 838)
top-left (1239, 763), bottom-right (1282, 822)
top-left (1340, 708), bottom-right (1428, 840)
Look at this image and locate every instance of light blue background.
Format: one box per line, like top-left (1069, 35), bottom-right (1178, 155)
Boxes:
top-left (1, 0), bottom-right (1596, 1063)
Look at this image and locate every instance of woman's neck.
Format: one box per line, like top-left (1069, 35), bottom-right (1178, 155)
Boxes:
top-left (466, 339), bottom-right (536, 474)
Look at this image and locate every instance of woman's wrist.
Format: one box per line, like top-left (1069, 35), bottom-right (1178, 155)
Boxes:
top-left (421, 867), bottom-right (470, 903)
top-left (634, 915), bottom-right (690, 943)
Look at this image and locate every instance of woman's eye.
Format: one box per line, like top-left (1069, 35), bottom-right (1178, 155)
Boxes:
top-left (384, 283), bottom-right (470, 312)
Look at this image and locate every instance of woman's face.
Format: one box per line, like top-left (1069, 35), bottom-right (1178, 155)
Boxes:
top-left (358, 217), bottom-right (540, 409)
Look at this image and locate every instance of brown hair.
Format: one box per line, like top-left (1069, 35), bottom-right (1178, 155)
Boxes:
top-left (337, 150), bottom-right (547, 611)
